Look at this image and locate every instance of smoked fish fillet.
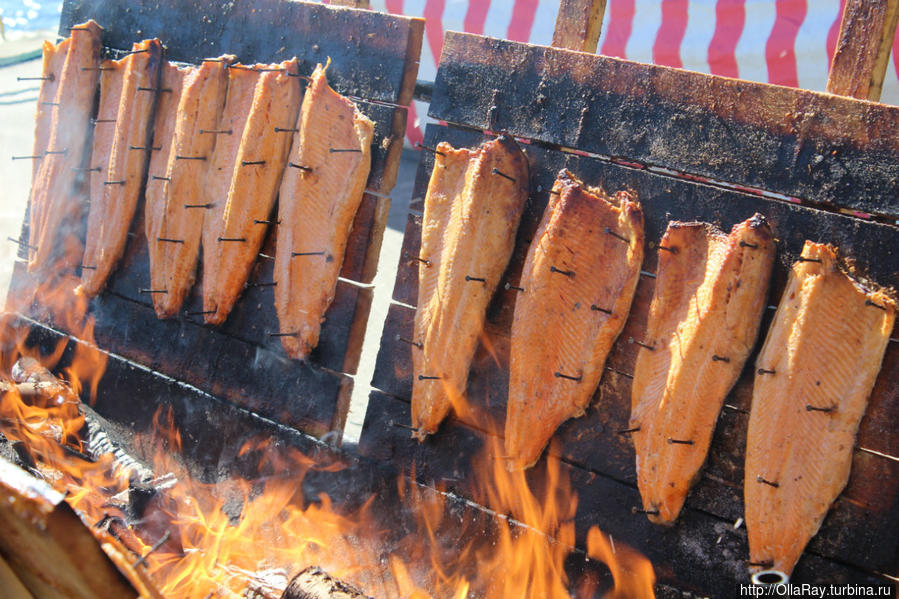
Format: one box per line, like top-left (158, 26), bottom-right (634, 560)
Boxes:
top-left (506, 170), bottom-right (643, 469)
top-left (745, 242), bottom-right (896, 576)
top-left (79, 40), bottom-right (162, 297)
top-left (202, 59), bottom-right (302, 325)
top-left (31, 37), bottom-right (70, 183)
top-left (411, 135), bottom-right (529, 439)
top-left (28, 21), bottom-right (102, 272)
top-left (274, 63), bottom-right (374, 359)
top-left (146, 56), bottom-right (234, 318)
top-left (630, 215), bottom-right (775, 525)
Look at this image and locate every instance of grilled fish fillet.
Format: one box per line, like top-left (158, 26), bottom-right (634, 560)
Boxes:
top-left (28, 21), bottom-right (102, 272)
top-left (274, 63), bottom-right (374, 359)
top-left (31, 37), bottom-right (70, 183)
top-left (506, 169), bottom-right (643, 469)
top-left (745, 242), bottom-right (896, 575)
top-left (202, 59), bottom-right (302, 325)
top-left (79, 40), bottom-right (162, 297)
top-left (630, 215), bottom-right (775, 525)
top-left (410, 135), bottom-right (529, 439)
top-left (146, 56), bottom-right (234, 318)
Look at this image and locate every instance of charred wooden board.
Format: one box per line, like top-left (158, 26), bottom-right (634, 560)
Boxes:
top-left (367, 123), bottom-right (899, 579)
top-left (59, 0), bottom-right (424, 105)
top-left (359, 391), bottom-right (893, 594)
top-left (430, 32), bottom-right (899, 219)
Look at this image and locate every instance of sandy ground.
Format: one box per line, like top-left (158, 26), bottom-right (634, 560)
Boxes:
top-left (0, 33), bottom-right (417, 444)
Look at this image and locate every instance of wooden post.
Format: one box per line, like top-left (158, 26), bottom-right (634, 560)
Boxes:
top-left (330, 0), bottom-right (371, 8)
top-left (552, 0), bottom-right (608, 52)
top-left (826, 0), bottom-right (899, 101)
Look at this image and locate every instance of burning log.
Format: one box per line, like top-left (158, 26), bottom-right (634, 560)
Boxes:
top-left (281, 567), bottom-right (372, 599)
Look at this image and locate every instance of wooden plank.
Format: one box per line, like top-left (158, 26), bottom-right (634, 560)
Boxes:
top-left (59, 0), bottom-right (423, 104)
top-left (369, 123), bottom-right (899, 575)
top-left (827, 0), bottom-right (899, 101)
top-left (430, 32), bottom-right (899, 218)
top-left (359, 391), bottom-right (893, 594)
top-left (552, 0), bottom-right (607, 52)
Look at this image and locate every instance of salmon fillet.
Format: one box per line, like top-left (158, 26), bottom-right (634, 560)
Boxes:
top-left (31, 37), bottom-right (70, 184)
top-left (28, 21), bottom-right (102, 272)
top-left (146, 56), bottom-right (234, 318)
top-left (745, 242), bottom-right (896, 575)
top-left (410, 135), bottom-right (529, 439)
top-left (630, 215), bottom-right (775, 525)
top-left (505, 169), bottom-right (643, 469)
top-left (274, 63), bottom-right (374, 359)
top-left (79, 40), bottom-right (162, 297)
top-left (202, 59), bottom-right (302, 325)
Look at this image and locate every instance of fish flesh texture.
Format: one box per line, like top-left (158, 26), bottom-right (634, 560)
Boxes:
top-left (28, 21), bottom-right (102, 272)
top-left (630, 215), bottom-right (775, 525)
top-left (202, 59), bottom-right (302, 325)
top-left (410, 135), bottom-right (529, 439)
top-left (274, 63), bottom-right (374, 359)
top-left (79, 39), bottom-right (162, 297)
top-left (31, 37), bottom-right (70, 183)
top-left (745, 242), bottom-right (895, 575)
top-left (506, 169), bottom-right (643, 469)
top-left (146, 56), bottom-right (234, 318)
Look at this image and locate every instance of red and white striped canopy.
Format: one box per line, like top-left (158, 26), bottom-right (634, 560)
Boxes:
top-left (370, 0), bottom-right (899, 144)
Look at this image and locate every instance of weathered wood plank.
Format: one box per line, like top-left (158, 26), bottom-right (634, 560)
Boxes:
top-left (552, 0), bottom-right (607, 52)
top-left (827, 0), bottom-right (899, 101)
top-left (358, 391), bottom-right (894, 593)
top-left (59, 0), bottom-right (423, 104)
top-left (430, 32), bottom-right (899, 218)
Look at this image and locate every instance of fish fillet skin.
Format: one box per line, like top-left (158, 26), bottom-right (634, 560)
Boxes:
top-left (630, 215), bottom-right (775, 525)
top-left (411, 135), bottom-right (529, 439)
top-left (146, 56), bottom-right (234, 318)
top-left (203, 59), bottom-right (302, 325)
top-left (31, 38), bottom-right (70, 184)
top-left (79, 40), bottom-right (162, 298)
top-left (745, 242), bottom-right (896, 576)
top-left (506, 169), bottom-right (643, 469)
top-left (274, 63), bottom-right (374, 359)
top-left (28, 21), bottom-right (102, 272)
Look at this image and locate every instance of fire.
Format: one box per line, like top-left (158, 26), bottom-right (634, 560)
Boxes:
top-left (1, 281), bottom-right (656, 598)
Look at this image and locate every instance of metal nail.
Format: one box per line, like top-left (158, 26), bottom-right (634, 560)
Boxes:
top-left (292, 251), bottom-right (325, 257)
top-left (253, 219), bottom-right (279, 225)
top-left (605, 227), bottom-right (630, 243)
top-left (199, 129), bottom-right (232, 135)
top-left (137, 87), bottom-right (172, 92)
top-left (247, 281), bottom-right (277, 288)
top-left (415, 142), bottom-right (446, 157)
top-left (151, 175), bottom-right (171, 181)
top-left (554, 371), bottom-right (582, 382)
top-left (504, 282), bottom-right (524, 292)
top-left (407, 254), bottom-right (431, 267)
top-left (630, 337), bottom-right (655, 351)
top-left (465, 275), bottom-right (486, 283)
top-left (274, 127), bottom-right (299, 132)
top-left (72, 167), bottom-right (101, 172)
top-left (658, 245), bottom-right (677, 253)
top-left (591, 305), bottom-right (612, 314)
top-left (8, 237), bottom-right (36, 250)
top-left (269, 331), bottom-right (298, 337)
top-left (187, 309), bottom-right (216, 316)
top-left (41, 101), bottom-right (59, 106)
top-left (865, 299), bottom-right (887, 311)
top-left (12, 155), bottom-right (43, 160)
top-left (712, 355), bottom-right (730, 363)
top-left (139, 288), bottom-right (168, 294)
top-left (44, 149), bottom-right (67, 155)
top-left (491, 168), bottom-right (516, 183)
top-left (184, 203), bottom-right (213, 209)
top-left (18, 75), bottom-right (53, 81)
top-left (605, 367), bottom-right (634, 379)
top-left (91, 118), bottom-right (116, 124)
top-left (740, 240), bottom-right (759, 249)
top-left (329, 148), bottom-right (362, 153)
top-left (288, 162), bottom-right (313, 171)
top-left (202, 58), bottom-right (226, 63)
top-left (631, 507), bottom-right (659, 515)
top-left (418, 375), bottom-right (441, 380)
top-left (550, 265), bottom-right (574, 277)
top-left (218, 237), bottom-right (246, 242)
top-left (806, 404), bottom-right (835, 413)
top-left (667, 438), bottom-right (694, 445)
top-left (640, 270), bottom-right (657, 279)
top-left (618, 426), bottom-right (641, 434)
top-left (132, 530), bottom-right (171, 569)
top-left (122, 49), bottom-right (149, 56)
top-left (80, 265), bottom-right (97, 270)
top-left (757, 368), bottom-right (776, 375)
top-left (157, 238), bottom-right (184, 244)
top-left (130, 145), bottom-right (160, 151)
top-left (390, 420), bottom-right (418, 431)
top-left (241, 160), bottom-right (266, 166)
top-left (747, 561), bottom-right (774, 568)
top-left (797, 256), bottom-right (822, 263)
top-left (756, 476), bottom-right (779, 488)
top-left (175, 155), bottom-right (206, 160)
top-left (104, 180), bottom-right (126, 186)
top-left (395, 335), bottom-right (423, 349)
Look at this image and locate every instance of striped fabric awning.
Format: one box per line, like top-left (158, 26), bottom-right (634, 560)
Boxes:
top-left (370, 0), bottom-right (899, 144)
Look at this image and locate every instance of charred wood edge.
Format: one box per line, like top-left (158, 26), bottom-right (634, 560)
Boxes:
top-left (429, 32), bottom-right (899, 220)
top-left (58, 0), bottom-right (424, 105)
